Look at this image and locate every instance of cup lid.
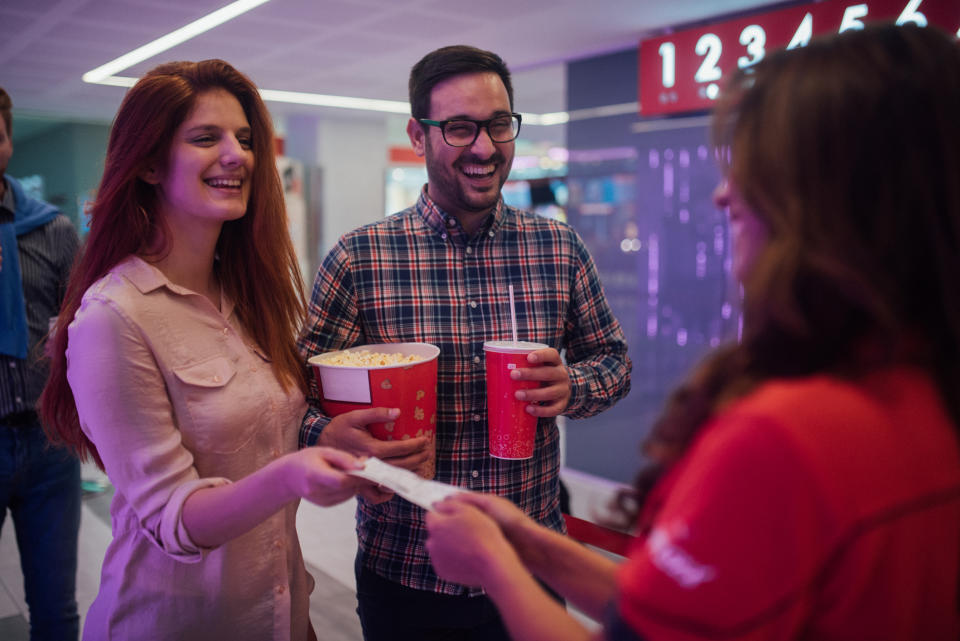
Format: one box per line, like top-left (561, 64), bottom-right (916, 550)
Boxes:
top-left (482, 340), bottom-right (547, 353)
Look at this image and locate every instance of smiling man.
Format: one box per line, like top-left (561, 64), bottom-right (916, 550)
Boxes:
top-left (298, 45), bottom-right (632, 641)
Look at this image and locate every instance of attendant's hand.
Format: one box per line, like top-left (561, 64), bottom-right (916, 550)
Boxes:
top-left (512, 348), bottom-right (571, 417)
top-left (281, 446), bottom-right (391, 506)
top-left (425, 497), bottom-right (522, 588)
top-left (318, 407), bottom-right (431, 473)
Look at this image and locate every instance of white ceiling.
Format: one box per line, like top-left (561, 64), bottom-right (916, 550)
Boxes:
top-left (1, 0), bottom-right (775, 136)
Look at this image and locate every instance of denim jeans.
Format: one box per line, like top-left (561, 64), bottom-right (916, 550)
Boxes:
top-left (0, 420), bottom-right (81, 641)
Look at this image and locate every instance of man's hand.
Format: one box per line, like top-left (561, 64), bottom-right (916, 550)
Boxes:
top-left (318, 407), bottom-right (431, 473)
top-left (510, 347), bottom-right (571, 417)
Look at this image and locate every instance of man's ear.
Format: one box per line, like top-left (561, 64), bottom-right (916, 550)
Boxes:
top-left (406, 117), bottom-right (426, 157)
top-left (140, 167), bottom-right (161, 185)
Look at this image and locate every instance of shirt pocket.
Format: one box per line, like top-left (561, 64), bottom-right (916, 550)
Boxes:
top-left (171, 356), bottom-right (255, 454)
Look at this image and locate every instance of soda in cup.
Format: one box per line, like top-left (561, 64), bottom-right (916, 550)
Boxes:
top-left (483, 340), bottom-right (547, 459)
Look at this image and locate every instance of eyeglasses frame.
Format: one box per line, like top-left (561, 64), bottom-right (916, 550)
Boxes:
top-left (418, 113), bottom-right (523, 147)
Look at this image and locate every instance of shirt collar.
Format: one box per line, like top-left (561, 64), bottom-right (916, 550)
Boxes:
top-left (415, 185), bottom-right (503, 240)
top-left (113, 255), bottom-right (235, 318)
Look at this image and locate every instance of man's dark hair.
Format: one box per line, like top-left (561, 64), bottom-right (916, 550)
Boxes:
top-left (0, 86), bottom-right (12, 138)
top-left (408, 45), bottom-right (513, 121)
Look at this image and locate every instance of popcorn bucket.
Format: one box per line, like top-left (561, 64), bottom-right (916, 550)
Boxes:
top-left (308, 343), bottom-right (440, 478)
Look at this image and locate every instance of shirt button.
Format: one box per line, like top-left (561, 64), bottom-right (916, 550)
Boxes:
top-left (472, 414), bottom-right (481, 421)
top-left (272, 449), bottom-right (280, 458)
top-left (8, 362), bottom-right (15, 368)
top-left (273, 539), bottom-right (283, 549)
top-left (471, 470), bottom-right (479, 478)
top-left (15, 396), bottom-right (22, 403)
top-left (441, 233), bottom-right (447, 240)
top-left (469, 301), bottom-right (477, 309)
top-left (473, 356), bottom-right (481, 364)
top-left (488, 231), bottom-right (494, 237)
top-left (275, 585), bottom-right (286, 595)
top-left (213, 375), bottom-right (222, 383)
top-left (222, 327), bottom-right (229, 335)
top-left (466, 247), bottom-right (473, 254)
top-left (446, 218), bottom-right (456, 227)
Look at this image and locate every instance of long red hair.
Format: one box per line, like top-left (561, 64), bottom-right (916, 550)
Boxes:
top-left (40, 60), bottom-right (306, 467)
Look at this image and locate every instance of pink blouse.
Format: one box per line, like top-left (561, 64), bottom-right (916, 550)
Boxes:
top-left (67, 256), bottom-right (313, 640)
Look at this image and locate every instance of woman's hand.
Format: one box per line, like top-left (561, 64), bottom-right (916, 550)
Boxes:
top-left (425, 497), bottom-right (522, 588)
top-left (452, 492), bottom-right (535, 542)
top-left (282, 446), bottom-right (392, 506)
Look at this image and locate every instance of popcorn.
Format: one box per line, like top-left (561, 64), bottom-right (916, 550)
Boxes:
top-left (313, 349), bottom-right (425, 368)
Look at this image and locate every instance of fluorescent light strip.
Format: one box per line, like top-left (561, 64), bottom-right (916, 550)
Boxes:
top-left (259, 89), bottom-right (410, 114)
top-left (80, 0), bottom-right (608, 124)
top-left (82, 0), bottom-right (271, 83)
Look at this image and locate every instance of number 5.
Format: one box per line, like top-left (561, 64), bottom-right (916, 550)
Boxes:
top-left (840, 4), bottom-right (868, 31)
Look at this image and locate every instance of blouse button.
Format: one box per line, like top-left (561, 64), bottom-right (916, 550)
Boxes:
top-left (273, 539), bottom-right (283, 549)
top-left (275, 585), bottom-right (286, 595)
top-left (471, 470), bottom-right (479, 478)
top-left (472, 356), bottom-right (481, 364)
top-left (446, 218), bottom-right (456, 227)
top-left (272, 449), bottom-right (280, 458)
top-left (213, 375), bottom-right (222, 383)
top-left (221, 327), bottom-right (229, 335)
top-left (466, 247), bottom-right (473, 255)
top-left (441, 233), bottom-right (447, 240)
top-left (250, 366), bottom-right (258, 373)
top-left (488, 230), bottom-right (494, 237)
top-left (472, 414), bottom-right (481, 422)
top-left (469, 301), bottom-right (477, 309)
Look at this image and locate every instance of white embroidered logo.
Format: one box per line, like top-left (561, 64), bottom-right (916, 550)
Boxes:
top-left (647, 524), bottom-right (716, 588)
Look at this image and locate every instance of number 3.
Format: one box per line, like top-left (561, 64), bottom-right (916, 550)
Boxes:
top-left (737, 24), bottom-right (766, 68)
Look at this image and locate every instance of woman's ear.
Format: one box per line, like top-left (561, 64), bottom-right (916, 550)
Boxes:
top-left (140, 167), bottom-right (161, 185)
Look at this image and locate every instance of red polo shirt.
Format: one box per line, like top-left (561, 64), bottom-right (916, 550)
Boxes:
top-left (615, 367), bottom-right (960, 641)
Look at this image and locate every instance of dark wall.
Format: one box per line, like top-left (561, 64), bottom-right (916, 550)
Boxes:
top-left (564, 48), bottom-right (739, 484)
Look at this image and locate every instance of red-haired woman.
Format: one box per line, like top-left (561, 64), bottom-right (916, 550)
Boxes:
top-left (423, 24), bottom-right (960, 641)
top-left (40, 60), bottom-right (406, 640)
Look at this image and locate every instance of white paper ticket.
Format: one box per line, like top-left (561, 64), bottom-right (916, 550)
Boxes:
top-left (349, 457), bottom-right (463, 510)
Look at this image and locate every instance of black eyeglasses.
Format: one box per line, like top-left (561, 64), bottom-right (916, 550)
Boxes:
top-left (418, 113), bottom-right (522, 147)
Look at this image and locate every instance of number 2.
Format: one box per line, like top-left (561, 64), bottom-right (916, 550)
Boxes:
top-left (695, 33), bottom-right (722, 82)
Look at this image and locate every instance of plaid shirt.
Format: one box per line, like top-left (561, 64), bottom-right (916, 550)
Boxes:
top-left (298, 188), bottom-right (631, 595)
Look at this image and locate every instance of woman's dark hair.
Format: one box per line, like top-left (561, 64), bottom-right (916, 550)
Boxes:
top-left (408, 45), bottom-right (513, 120)
top-left (618, 24), bottom-right (960, 528)
top-left (41, 59), bottom-right (307, 467)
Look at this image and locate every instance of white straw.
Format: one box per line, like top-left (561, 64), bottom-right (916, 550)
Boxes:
top-left (508, 284), bottom-right (518, 343)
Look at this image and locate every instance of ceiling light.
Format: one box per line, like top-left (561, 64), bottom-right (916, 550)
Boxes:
top-left (79, 0), bottom-right (576, 124)
top-left (82, 0), bottom-right (271, 83)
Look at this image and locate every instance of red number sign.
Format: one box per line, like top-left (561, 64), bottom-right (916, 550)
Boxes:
top-left (639, 0), bottom-right (960, 116)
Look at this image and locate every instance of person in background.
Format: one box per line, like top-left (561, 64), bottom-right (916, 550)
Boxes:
top-left (298, 44), bottom-right (632, 640)
top-left (0, 85), bottom-right (82, 641)
top-left (424, 24), bottom-right (960, 641)
top-left (39, 59), bottom-right (393, 641)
